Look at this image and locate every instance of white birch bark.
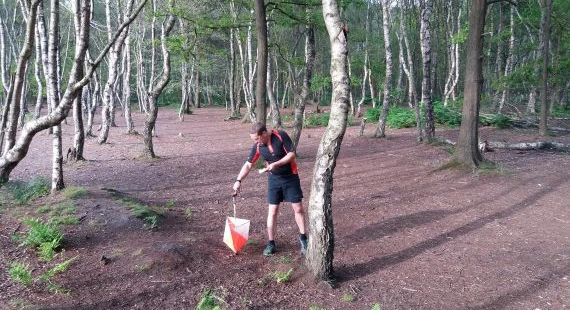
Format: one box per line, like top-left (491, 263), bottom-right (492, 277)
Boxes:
top-left (374, 0), bottom-right (392, 138)
top-left (143, 13), bottom-right (175, 158)
top-left (47, 0), bottom-right (64, 192)
top-left (4, 0), bottom-right (41, 156)
top-left (98, 0), bottom-right (133, 144)
top-left (420, 0), bottom-right (434, 140)
top-left (306, 0), bottom-right (350, 283)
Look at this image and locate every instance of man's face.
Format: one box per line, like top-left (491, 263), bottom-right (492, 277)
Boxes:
top-left (250, 131), bottom-right (268, 145)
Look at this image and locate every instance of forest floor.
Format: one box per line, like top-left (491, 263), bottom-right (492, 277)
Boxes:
top-left (0, 106), bottom-right (569, 310)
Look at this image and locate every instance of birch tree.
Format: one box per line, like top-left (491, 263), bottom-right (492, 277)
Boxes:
top-left (3, 0), bottom-right (41, 156)
top-left (374, 0), bottom-right (392, 138)
top-left (420, 0), bottom-right (434, 140)
top-left (98, 0), bottom-right (134, 144)
top-left (142, 11), bottom-right (176, 158)
top-left (306, 0), bottom-right (350, 283)
top-left (0, 0), bottom-right (148, 183)
top-left (47, 0), bottom-right (65, 191)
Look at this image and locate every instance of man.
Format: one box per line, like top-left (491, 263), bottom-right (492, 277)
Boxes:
top-left (233, 122), bottom-right (308, 256)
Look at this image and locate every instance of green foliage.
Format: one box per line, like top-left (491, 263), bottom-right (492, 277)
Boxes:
top-left (5, 178), bottom-right (50, 205)
top-left (49, 216), bottom-right (80, 227)
top-left (552, 104), bottom-right (570, 117)
top-left (272, 268), bottom-right (294, 283)
top-left (364, 107), bottom-right (381, 122)
top-left (371, 303), bottom-right (382, 310)
top-left (304, 113), bottom-right (356, 128)
top-left (309, 306), bottom-right (325, 310)
top-left (196, 287), bottom-right (224, 310)
top-left (304, 113), bottom-right (329, 127)
top-left (38, 258), bottom-right (76, 282)
top-left (119, 197), bottom-right (164, 230)
top-left (8, 262), bottom-right (32, 286)
top-left (185, 207), bottom-right (193, 219)
top-left (165, 199), bottom-right (175, 210)
top-left (433, 101), bottom-right (463, 127)
top-left (386, 106), bottom-right (416, 129)
top-left (19, 218), bottom-right (63, 258)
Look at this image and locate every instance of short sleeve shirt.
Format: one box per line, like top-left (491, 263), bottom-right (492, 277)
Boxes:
top-left (247, 130), bottom-right (297, 176)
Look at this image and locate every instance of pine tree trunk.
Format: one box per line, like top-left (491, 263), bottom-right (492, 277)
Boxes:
top-left (538, 0), bottom-right (552, 136)
top-left (306, 0), bottom-right (350, 283)
top-left (455, 0), bottom-right (486, 168)
top-left (255, 0), bottom-right (267, 123)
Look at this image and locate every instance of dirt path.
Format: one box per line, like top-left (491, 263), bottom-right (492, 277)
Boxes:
top-left (1, 107), bottom-right (569, 309)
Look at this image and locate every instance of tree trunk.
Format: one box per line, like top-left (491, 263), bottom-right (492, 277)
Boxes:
top-left (374, 0), bottom-right (392, 138)
top-left (498, 6), bottom-right (515, 114)
top-left (538, 0), bottom-right (552, 136)
top-left (420, 0), bottom-right (434, 140)
top-left (98, 0), bottom-right (133, 144)
top-left (3, 0), bottom-right (41, 156)
top-left (306, 0), bottom-right (350, 283)
top-left (123, 1), bottom-right (134, 134)
top-left (142, 14), bottom-right (175, 158)
top-left (455, 0), bottom-right (486, 168)
top-left (70, 0), bottom-right (86, 161)
top-left (33, 26), bottom-right (43, 120)
top-left (292, 14), bottom-right (315, 150)
top-left (255, 0), bottom-right (267, 123)
top-left (228, 25), bottom-right (240, 119)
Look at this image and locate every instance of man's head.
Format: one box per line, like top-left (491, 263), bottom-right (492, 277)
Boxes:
top-left (250, 122), bottom-right (269, 145)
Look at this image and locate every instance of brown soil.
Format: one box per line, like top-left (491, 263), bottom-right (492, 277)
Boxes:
top-left (0, 107), bottom-right (569, 310)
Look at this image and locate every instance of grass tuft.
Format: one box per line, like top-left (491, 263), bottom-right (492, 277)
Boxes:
top-left (8, 262), bottom-right (32, 286)
top-left (5, 178), bottom-right (50, 205)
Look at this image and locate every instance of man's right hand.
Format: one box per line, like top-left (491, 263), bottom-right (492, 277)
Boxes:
top-left (232, 180), bottom-right (241, 196)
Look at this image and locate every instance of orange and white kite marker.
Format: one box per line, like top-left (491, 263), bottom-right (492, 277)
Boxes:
top-left (223, 196), bottom-right (250, 253)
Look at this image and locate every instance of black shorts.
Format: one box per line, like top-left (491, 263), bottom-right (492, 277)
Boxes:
top-left (267, 174), bottom-right (303, 205)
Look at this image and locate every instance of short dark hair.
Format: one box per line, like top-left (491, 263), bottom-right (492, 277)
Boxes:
top-left (250, 122), bottom-right (267, 135)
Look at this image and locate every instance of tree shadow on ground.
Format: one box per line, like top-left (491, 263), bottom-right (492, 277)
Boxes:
top-left (337, 174), bottom-right (568, 283)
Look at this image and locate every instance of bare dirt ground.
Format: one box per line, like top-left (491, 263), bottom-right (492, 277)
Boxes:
top-left (0, 106), bottom-right (569, 310)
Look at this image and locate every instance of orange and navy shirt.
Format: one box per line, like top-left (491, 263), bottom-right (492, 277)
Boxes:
top-left (247, 129), bottom-right (298, 176)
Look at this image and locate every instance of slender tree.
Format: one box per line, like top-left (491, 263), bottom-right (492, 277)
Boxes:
top-left (142, 10), bottom-right (176, 158)
top-left (306, 0), bottom-right (350, 283)
top-left (255, 0), bottom-right (268, 124)
top-left (374, 0), bottom-right (392, 138)
top-left (538, 0), bottom-right (552, 136)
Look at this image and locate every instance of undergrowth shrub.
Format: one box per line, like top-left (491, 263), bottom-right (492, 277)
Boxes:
top-left (18, 217), bottom-right (63, 261)
top-left (5, 178), bottom-right (49, 205)
top-left (119, 197), bottom-right (164, 230)
top-left (304, 113), bottom-right (355, 127)
top-left (8, 262), bottom-right (32, 286)
top-left (386, 106), bottom-right (416, 129)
